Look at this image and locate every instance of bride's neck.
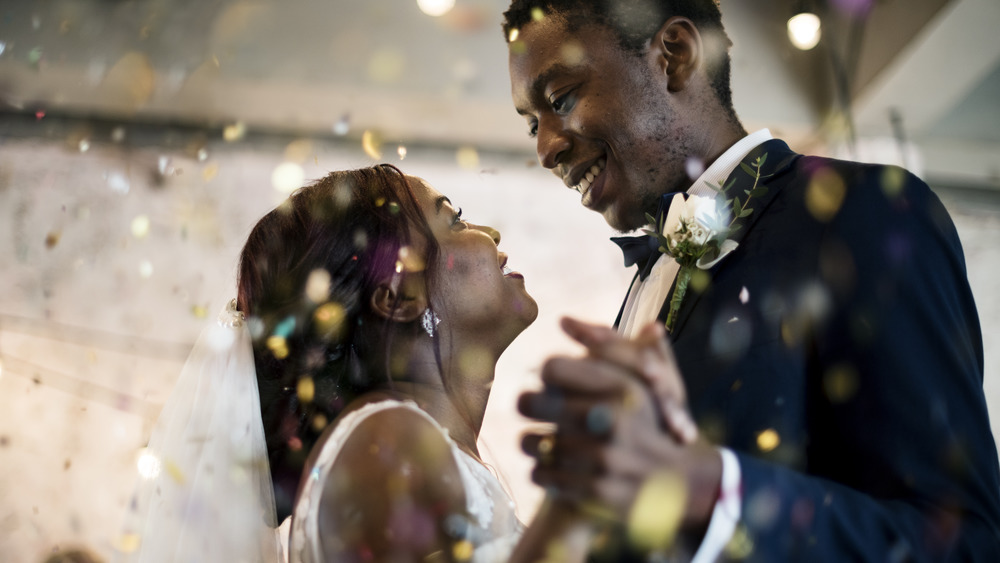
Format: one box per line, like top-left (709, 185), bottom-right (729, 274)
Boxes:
top-left (377, 338), bottom-right (499, 457)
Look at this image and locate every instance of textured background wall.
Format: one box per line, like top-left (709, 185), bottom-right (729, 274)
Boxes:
top-left (1, 126), bottom-right (997, 562)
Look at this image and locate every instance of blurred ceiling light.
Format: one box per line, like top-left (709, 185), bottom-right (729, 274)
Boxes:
top-left (788, 11), bottom-right (822, 50)
top-left (417, 0), bottom-right (455, 17)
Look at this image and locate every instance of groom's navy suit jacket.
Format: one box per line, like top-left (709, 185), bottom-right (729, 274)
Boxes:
top-left (623, 139), bottom-right (1000, 560)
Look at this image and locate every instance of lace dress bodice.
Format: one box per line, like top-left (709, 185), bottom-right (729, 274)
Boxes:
top-left (285, 400), bottom-right (522, 562)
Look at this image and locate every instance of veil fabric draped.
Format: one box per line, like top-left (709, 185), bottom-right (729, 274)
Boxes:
top-left (118, 300), bottom-right (282, 563)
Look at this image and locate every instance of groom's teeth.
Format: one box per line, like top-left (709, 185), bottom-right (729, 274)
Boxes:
top-left (574, 159), bottom-right (607, 193)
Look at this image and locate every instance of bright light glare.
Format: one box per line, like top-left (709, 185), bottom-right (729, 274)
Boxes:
top-left (788, 12), bottom-right (822, 50)
top-left (136, 448), bottom-right (161, 479)
top-left (417, 0), bottom-right (455, 17)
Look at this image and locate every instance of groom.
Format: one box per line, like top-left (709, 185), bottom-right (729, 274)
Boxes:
top-left (505, 0), bottom-right (1000, 560)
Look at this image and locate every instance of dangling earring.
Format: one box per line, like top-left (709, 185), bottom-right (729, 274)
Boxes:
top-left (421, 308), bottom-right (441, 338)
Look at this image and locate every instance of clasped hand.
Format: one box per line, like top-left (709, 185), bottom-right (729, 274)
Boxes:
top-left (518, 317), bottom-right (722, 535)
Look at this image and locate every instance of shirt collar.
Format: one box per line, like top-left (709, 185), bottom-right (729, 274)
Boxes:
top-left (687, 128), bottom-right (773, 199)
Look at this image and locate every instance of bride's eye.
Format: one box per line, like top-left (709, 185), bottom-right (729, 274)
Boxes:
top-left (451, 208), bottom-right (467, 229)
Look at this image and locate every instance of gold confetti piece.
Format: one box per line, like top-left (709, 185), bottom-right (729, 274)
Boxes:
top-left (560, 41), bottom-right (585, 65)
top-left (531, 7), bottom-right (545, 21)
top-left (272, 162), bottom-right (305, 193)
top-left (452, 540), bottom-right (474, 561)
top-left (314, 302), bottom-right (346, 340)
top-left (306, 269), bottom-right (331, 303)
top-left (397, 246), bottom-right (425, 272)
top-left (131, 215), bottom-right (150, 238)
top-left (285, 139), bottom-right (313, 164)
top-left (881, 166), bottom-right (906, 198)
top-left (115, 533), bottom-right (141, 553)
top-left (312, 413), bottom-right (328, 431)
top-left (267, 336), bottom-right (289, 359)
top-left (456, 146), bottom-right (479, 170)
top-left (508, 28), bottom-right (520, 42)
top-left (628, 470), bottom-right (687, 552)
top-left (223, 122), bottom-right (246, 142)
top-left (164, 459), bottom-right (185, 484)
top-left (806, 168), bottom-right (846, 222)
top-left (297, 376), bottom-right (315, 403)
top-left (191, 305), bottom-right (208, 319)
top-left (362, 130), bottom-right (383, 159)
top-left (101, 52), bottom-right (155, 109)
top-left (756, 428), bottom-right (781, 452)
top-left (202, 162), bottom-right (219, 182)
top-left (367, 48), bottom-right (405, 84)
top-left (45, 231), bottom-right (61, 249)
top-left (824, 364), bottom-right (859, 403)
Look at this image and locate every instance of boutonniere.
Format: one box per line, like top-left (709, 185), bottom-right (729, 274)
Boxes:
top-left (645, 153), bottom-right (771, 333)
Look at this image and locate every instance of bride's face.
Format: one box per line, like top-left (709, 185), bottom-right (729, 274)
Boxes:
top-left (409, 177), bottom-right (538, 346)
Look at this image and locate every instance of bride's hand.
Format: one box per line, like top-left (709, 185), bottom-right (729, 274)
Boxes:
top-left (558, 317), bottom-right (698, 445)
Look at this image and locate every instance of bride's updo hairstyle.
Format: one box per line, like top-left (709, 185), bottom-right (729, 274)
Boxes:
top-left (237, 164), bottom-right (439, 519)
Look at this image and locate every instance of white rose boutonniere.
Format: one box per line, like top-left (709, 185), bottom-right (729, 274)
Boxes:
top-left (646, 153), bottom-right (771, 333)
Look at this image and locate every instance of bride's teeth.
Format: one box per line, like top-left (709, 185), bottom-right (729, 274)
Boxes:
top-left (502, 265), bottom-right (512, 275)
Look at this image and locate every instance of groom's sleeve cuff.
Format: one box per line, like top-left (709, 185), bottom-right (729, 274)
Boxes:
top-left (691, 447), bottom-right (742, 563)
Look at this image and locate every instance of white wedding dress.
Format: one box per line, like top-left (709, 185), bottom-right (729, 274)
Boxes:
top-left (285, 399), bottom-right (523, 563)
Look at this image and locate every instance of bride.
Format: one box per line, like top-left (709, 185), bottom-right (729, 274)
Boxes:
top-left (121, 164), bottom-right (587, 562)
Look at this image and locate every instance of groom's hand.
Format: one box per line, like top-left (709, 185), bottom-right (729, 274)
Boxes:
top-left (518, 318), bottom-right (721, 532)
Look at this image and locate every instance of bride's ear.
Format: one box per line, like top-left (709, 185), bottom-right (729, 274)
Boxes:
top-left (370, 273), bottom-right (427, 323)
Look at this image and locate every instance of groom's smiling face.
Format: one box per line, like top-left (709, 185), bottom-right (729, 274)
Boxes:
top-left (509, 15), bottom-right (698, 232)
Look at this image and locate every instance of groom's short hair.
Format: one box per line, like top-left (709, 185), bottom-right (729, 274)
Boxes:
top-left (501, 0), bottom-right (736, 117)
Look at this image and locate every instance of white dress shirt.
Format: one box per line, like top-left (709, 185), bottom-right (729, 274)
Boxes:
top-left (617, 129), bottom-right (773, 562)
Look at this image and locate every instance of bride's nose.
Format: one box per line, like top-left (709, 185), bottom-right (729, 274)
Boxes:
top-left (471, 223), bottom-right (501, 245)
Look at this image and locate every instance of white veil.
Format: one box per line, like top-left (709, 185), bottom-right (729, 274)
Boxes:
top-left (117, 300), bottom-right (282, 563)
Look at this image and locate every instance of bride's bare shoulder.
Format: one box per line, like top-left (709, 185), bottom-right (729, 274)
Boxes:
top-left (313, 398), bottom-right (469, 559)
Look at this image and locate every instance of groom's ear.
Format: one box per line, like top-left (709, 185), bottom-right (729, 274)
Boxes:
top-left (651, 16), bottom-right (702, 93)
top-left (370, 273), bottom-right (427, 323)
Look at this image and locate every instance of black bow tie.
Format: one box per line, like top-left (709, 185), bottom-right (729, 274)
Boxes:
top-left (611, 192), bottom-right (685, 281)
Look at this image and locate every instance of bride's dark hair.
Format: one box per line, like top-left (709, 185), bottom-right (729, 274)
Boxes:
top-left (236, 164), bottom-right (439, 519)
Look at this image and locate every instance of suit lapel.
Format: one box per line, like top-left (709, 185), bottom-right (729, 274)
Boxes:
top-left (665, 139), bottom-right (801, 340)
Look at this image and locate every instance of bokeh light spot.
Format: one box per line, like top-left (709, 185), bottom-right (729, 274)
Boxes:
top-left (272, 162), bottom-right (304, 193)
top-left (417, 0), bottom-right (455, 17)
top-left (362, 130), bottom-right (384, 159)
top-left (131, 215), bottom-right (150, 239)
top-left (627, 470), bottom-right (686, 552)
top-left (823, 363), bottom-right (859, 403)
top-left (306, 269), bottom-right (332, 303)
top-left (297, 376), bottom-right (315, 403)
top-left (756, 428), bottom-right (781, 452)
top-left (806, 168), bottom-right (846, 222)
top-left (456, 146), bottom-right (479, 170)
top-left (136, 448), bottom-right (161, 479)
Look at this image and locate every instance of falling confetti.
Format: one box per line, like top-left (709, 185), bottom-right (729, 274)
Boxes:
top-left (686, 156), bottom-right (705, 180)
top-left (0, 42), bottom-right (6, 57)
top-left (297, 376), bottom-right (315, 403)
top-left (823, 364), bottom-right (859, 403)
top-left (191, 304), bottom-right (208, 319)
top-left (285, 139), bottom-right (313, 164)
top-left (756, 429), bottom-right (781, 452)
top-left (105, 170), bottom-right (130, 194)
top-left (202, 162), bottom-right (219, 182)
top-left (266, 336), bottom-right (289, 359)
top-left (627, 470), bottom-right (686, 552)
top-left (397, 145), bottom-right (407, 160)
top-left (305, 269), bottom-right (332, 303)
top-left (508, 28), bottom-right (519, 42)
top-left (78, 138), bottom-right (90, 152)
top-left (456, 146), bottom-right (479, 170)
top-left (115, 533), bottom-right (141, 553)
top-left (223, 122), bottom-right (246, 142)
top-left (314, 302), bottom-right (346, 340)
top-left (35, 110), bottom-right (45, 120)
top-left (417, 0), bottom-right (456, 17)
top-left (111, 126), bottom-right (126, 142)
top-left (531, 7), bottom-right (545, 20)
top-left (806, 168), bottom-right (846, 222)
top-left (367, 48), bottom-right (405, 84)
top-left (45, 231), bottom-right (61, 249)
top-left (332, 114), bottom-right (350, 136)
top-left (362, 130), bottom-right (383, 159)
top-left (196, 147), bottom-right (209, 161)
top-left (136, 448), bottom-right (161, 479)
top-left (739, 286), bottom-right (750, 304)
top-left (131, 215), bottom-right (150, 238)
top-left (138, 260), bottom-right (153, 278)
top-left (272, 162), bottom-right (305, 193)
